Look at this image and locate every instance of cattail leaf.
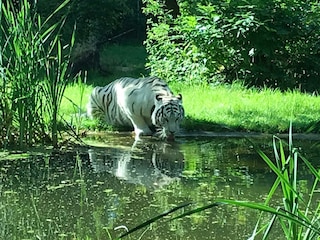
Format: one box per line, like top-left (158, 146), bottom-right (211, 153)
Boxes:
top-left (118, 202), bottom-right (193, 238)
top-left (215, 200), bottom-right (320, 235)
top-left (41, 0), bottom-right (71, 27)
top-left (256, 148), bottom-right (302, 203)
top-left (262, 210), bottom-right (278, 240)
top-left (169, 202), bottom-right (222, 221)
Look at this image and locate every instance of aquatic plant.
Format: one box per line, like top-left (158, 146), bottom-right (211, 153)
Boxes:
top-left (115, 124), bottom-right (320, 239)
top-left (0, 0), bottom-right (73, 147)
top-left (241, 124), bottom-right (320, 239)
top-left (62, 71), bottom-right (88, 135)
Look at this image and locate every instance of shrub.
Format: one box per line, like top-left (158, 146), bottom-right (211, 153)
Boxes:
top-left (143, 0), bottom-right (320, 91)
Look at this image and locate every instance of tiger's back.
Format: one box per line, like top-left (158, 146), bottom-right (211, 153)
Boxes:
top-left (87, 84), bottom-right (132, 127)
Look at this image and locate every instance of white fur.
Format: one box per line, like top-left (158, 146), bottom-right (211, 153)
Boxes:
top-left (87, 77), bottom-right (184, 140)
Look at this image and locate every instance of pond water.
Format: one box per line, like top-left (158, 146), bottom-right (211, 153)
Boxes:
top-left (1, 133), bottom-right (320, 240)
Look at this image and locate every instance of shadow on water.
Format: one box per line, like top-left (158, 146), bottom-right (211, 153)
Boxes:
top-left (1, 133), bottom-right (320, 239)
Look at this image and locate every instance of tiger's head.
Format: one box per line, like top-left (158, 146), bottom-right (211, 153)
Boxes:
top-left (151, 94), bottom-right (184, 140)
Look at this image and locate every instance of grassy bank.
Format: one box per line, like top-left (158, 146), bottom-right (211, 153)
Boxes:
top-left (171, 82), bottom-right (320, 133)
top-left (61, 80), bottom-right (320, 134)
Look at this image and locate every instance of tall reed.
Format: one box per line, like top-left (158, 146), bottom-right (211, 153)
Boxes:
top-left (0, 0), bottom-right (73, 148)
top-left (43, 21), bottom-right (76, 147)
top-left (246, 125), bottom-right (320, 239)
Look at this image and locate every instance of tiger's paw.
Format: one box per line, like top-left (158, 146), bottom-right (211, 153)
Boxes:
top-left (133, 128), bottom-right (152, 139)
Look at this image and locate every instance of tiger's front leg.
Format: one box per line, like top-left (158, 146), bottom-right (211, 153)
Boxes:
top-left (129, 116), bottom-right (153, 140)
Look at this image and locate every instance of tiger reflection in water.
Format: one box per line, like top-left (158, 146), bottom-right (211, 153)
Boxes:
top-left (88, 141), bottom-right (184, 189)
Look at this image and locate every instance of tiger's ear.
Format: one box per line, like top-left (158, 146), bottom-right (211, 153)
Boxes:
top-left (177, 94), bottom-right (182, 100)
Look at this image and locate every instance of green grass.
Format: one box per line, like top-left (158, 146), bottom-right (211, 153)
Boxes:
top-left (60, 83), bottom-right (93, 117)
top-left (61, 79), bottom-right (320, 134)
top-left (172, 82), bottom-right (320, 133)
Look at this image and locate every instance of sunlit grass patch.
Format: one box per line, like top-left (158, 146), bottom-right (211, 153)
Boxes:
top-left (171, 82), bottom-right (320, 133)
top-left (60, 82), bottom-right (93, 116)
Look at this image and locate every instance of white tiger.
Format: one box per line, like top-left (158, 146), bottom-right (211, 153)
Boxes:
top-left (87, 76), bottom-right (184, 140)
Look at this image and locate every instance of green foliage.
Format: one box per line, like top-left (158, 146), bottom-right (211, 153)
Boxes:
top-left (144, 0), bottom-right (320, 90)
top-left (247, 129), bottom-right (320, 239)
top-left (1, 0), bottom-right (47, 147)
top-left (35, 0), bottom-right (145, 74)
top-left (216, 126), bottom-right (320, 239)
top-left (43, 27), bottom-right (76, 147)
top-left (0, 0), bottom-right (75, 147)
top-left (143, 0), bottom-right (211, 84)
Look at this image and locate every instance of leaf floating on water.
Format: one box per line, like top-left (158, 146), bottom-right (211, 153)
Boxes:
top-left (4, 190), bottom-right (17, 195)
top-left (114, 225), bottom-right (129, 232)
top-left (0, 152), bottom-right (30, 161)
top-left (103, 189), bottom-right (113, 193)
top-left (58, 233), bottom-right (68, 237)
top-left (47, 183), bottom-right (74, 190)
top-left (122, 196), bottom-right (131, 203)
top-left (150, 204), bottom-right (160, 208)
top-left (165, 189), bottom-right (174, 193)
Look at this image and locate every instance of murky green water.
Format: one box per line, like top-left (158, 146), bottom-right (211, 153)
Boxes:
top-left (1, 134), bottom-right (319, 240)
